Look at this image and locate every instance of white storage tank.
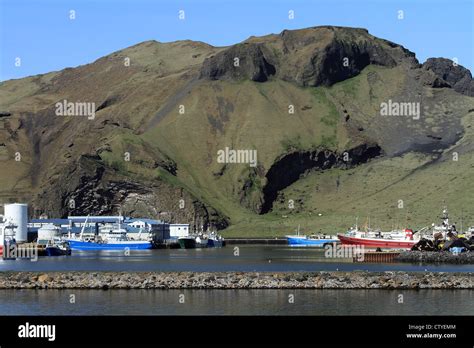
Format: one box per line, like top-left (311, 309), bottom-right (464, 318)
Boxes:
top-left (4, 203), bottom-right (28, 242)
top-left (38, 224), bottom-right (61, 241)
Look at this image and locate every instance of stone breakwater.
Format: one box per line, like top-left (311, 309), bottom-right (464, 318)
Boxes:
top-left (396, 251), bottom-right (474, 264)
top-left (0, 271), bottom-right (473, 289)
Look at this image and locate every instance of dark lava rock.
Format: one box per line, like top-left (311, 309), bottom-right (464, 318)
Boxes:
top-left (260, 144), bottom-right (381, 213)
top-left (96, 95), bottom-right (121, 112)
top-left (200, 43), bottom-right (276, 82)
top-left (299, 38), bottom-right (398, 86)
top-left (396, 250), bottom-right (474, 264)
top-left (200, 26), bottom-right (418, 87)
top-left (422, 58), bottom-right (474, 96)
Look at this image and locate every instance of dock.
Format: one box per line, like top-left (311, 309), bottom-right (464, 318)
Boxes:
top-left (354, 251), bottom-right (401, 263)
top-left (224, 238), bottom-right (287, 245)
top-left (153, 240), bottom-right (180, 249)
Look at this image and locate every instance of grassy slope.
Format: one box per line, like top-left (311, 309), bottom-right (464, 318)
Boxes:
top-left (0, 40), bottom-right (217, 203)
top-left (140, 77), bottom-right (346, 225)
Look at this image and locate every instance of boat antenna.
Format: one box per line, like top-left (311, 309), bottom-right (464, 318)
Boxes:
top-left (404, 208), bottom-right (409, 228)
top-left (118, 207), bottom-right (123, 229)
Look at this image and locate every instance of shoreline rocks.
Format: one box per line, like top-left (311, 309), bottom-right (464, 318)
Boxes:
top-left (0, 271), bottom-right (472, 290)
top-left (396, 251), bottom-right (474, 264)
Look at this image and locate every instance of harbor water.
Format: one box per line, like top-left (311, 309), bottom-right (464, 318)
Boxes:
top-left (1, 245), bottom-right (474, 272)
top-left (1, 289), bottom-right (474, 315)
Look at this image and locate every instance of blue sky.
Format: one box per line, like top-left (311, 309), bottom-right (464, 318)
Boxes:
top-left (0, 0), bottom-right (472, 81)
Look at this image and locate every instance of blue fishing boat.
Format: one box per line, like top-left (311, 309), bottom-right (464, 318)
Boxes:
top-left (207, 232), bottom-right (225, 247)
top-left (66, 239), bottom-right (152, 250)
top-left (37, 225), bottom-right (72, 256)
top-left (65, 216), bottom-right (152, 251)
top-left (286, 226), bottom-right (339, 247)
top-left (286, 235), bottom-right (339, 247)
top-left (45, 241), bottom-right (72, 256)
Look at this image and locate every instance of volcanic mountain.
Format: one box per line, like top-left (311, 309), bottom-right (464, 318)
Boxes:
top-left (1, 26), bottom-right (473, 235)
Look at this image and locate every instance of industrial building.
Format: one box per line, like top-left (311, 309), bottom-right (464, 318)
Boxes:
top-left (1, 203), bottom-right (182, 246)
top-left (34, 215), bottom-right (171, 242)
top-left (170, 224), bottom-right (190, 238)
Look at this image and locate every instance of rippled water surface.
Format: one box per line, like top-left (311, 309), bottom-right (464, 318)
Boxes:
top-left (1, 289), bottom-right (473, 315)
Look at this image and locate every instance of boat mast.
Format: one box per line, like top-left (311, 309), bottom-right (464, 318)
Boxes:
top-left (118, 207), bottom-right (123, 231)
top-left (404, 208), bottom-right (409, 229)
top-left (80, 215), bottom-right (89, 240)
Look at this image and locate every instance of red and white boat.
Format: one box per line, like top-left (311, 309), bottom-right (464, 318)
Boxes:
top-left (337, 228), bottom-right (418, 249)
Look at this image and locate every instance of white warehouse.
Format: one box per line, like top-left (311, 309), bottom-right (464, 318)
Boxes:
top-left (170, 224), bottom-right (190, 238)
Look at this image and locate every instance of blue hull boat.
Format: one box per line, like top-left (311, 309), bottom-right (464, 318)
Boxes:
top-left (286, 235), bottom-right (339, 247)
top-left (207, 239), bottom-right (224, 247)
top-left (66, 240), bottom-right (152, 250)
top-left (45, 246), bottom-right (72, 256)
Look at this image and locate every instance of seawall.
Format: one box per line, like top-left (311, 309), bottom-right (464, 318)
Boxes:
top-left (0, 271), bottom-right (472, 289)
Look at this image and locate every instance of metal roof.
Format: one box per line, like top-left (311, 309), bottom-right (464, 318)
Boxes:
top-left (125, 218), bottom-right (164, 224)
top-left (67, 216), bottom-right (123, 223)
top-left (30, 219), bottom-right (70, 224)
top-left (30, 216), bottom-right (168, 225)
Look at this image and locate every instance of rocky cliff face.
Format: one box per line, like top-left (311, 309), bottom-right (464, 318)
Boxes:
top-left (200, 26), bottom-right (419, 87)
top-left (260, 144), bottom-right (382, 213)
top-left (34, 155), bottom-right (228, 229)
top-left (200, 43), bottom-right (276, 82)
top-left (422, 57), bottom-right (474, 96)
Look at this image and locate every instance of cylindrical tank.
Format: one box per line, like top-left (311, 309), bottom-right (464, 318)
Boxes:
top-left (38, 224), bottom-right (61, 241)
top-left (4, 203), bottom-right (28, 242)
